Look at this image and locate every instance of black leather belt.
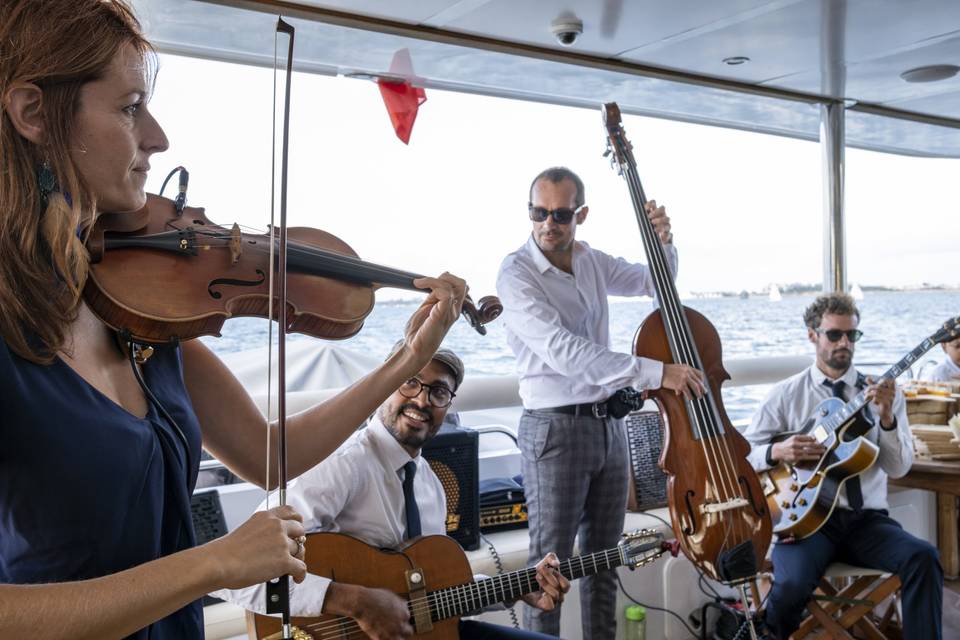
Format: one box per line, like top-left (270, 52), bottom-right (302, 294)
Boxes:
top-left (541, 387), bottom-right (644, 420)
top-left (544, 400), bottom-right (612, 419)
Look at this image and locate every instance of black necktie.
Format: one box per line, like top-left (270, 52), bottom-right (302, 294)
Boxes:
top-left (402, 460), bottom-right (422, 539)
top-left (822, 379), bottom-right (864, 511)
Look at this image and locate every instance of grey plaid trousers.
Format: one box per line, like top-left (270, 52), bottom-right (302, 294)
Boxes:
top-left (518, 408), bottom-right (629, 639)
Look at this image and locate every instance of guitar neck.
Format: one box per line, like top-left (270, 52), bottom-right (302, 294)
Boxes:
top-left (825, 336), bottom-right (940, 432)
top-left (424, 546), bottom-right (626, 622)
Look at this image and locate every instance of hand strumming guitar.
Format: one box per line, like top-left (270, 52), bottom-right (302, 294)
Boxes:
top-left (323, 583), bottom-right (413, 639)
top-left (771, 435), bottom-right (826, 464)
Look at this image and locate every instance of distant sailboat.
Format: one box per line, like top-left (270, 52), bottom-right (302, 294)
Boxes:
top-left (768, 284), bottom-right (782, 302)
top-left (850, 282), bottom-right (865, 300)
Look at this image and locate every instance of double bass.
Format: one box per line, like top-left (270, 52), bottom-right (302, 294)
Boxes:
top-left (602, 103), bottom-right (772, 587)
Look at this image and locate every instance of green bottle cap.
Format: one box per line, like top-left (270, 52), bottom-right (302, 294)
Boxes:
top-left (625, 604), bottom-right (646, 621)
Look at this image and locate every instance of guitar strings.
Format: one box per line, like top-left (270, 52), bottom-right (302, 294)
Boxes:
top-left (293, 545), bottom-right (639, 636)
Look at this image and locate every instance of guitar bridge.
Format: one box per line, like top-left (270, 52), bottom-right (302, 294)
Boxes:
top-left (406, 568), bottom-right (433, 632)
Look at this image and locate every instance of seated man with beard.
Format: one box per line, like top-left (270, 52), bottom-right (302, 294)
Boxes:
top-left (219, 342), bottom-right (568, 639)
top-left (743, 293), bottom-right (942, 640)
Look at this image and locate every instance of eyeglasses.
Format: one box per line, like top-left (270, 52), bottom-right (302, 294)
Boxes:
top-left (398, 378), bottom-right (456, 408)
top-left (528, 204), bottom-right (584, 225)
top-left (815, 328), bottom-right (864, 343)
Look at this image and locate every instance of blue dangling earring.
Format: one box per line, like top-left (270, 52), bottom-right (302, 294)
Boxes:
top-left (37, 160), bottom-right (58, 205)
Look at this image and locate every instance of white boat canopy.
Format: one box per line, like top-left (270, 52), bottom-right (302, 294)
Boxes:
top-left (132, 0), bottom-right (960, 158)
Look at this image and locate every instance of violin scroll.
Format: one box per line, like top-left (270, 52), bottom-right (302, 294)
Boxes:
top-left (460, 295), bottom-right (503, 335)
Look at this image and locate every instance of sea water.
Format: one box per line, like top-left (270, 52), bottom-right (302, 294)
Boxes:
top-left (202, 290), bottom-right (957, 423)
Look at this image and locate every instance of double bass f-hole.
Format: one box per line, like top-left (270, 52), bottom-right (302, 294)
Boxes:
top-left (682, 490), bottom-right (698, 535)
top-left (738, 475), bottom-right (767, 517)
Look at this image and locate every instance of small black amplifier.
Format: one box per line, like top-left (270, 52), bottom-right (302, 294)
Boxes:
top-left (480, 502), bottom-right (528, 531)
top-left (421, 427), bottom-right (480, 551)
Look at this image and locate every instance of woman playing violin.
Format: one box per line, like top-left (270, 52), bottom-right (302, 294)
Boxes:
top-left (0, 1), bottom-right (466, 638)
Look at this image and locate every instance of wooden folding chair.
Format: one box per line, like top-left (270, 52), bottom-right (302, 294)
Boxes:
top-left (789, 563), bottom-right (902, 640)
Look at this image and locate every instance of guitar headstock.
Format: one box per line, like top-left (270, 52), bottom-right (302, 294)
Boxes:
top-left (602, 102), bottom-right (636, 171)
top-left (619, 528), bottom-right (667, 569)
top-left (933, 315), bottom-right (960, 344)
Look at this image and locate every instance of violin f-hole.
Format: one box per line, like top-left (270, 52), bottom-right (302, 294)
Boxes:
top-left (208, 269), bottom-right (266, 299)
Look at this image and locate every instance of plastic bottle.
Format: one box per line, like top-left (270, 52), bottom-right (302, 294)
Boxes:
top-left (624, 604), bottom-right (646, 640)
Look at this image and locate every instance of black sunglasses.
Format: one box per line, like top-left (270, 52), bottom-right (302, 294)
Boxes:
top-left (528, 204), bottom-right (584, 225)
top-left (815, 328), bottom-right (864, 343)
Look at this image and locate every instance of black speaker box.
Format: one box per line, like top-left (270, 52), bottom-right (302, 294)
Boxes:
top-left (191, 489), bottom-right (229, 605)
top-left (421, 427), bottom-right (480, 551)
top-left (625, 409), bottom-right (668, 511)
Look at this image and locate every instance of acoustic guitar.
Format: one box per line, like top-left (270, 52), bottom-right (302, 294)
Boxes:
top-left (763, 315), bottom-right (960, 539)
top-left (249, 529), bottom-right (668, 639)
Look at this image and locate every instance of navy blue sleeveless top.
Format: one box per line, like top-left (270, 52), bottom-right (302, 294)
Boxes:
top-left (0, 337), bottom-right (204, 639)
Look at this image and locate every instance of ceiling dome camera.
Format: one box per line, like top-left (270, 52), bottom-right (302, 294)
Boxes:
top-left (550, 15), bottom-right (583, 47)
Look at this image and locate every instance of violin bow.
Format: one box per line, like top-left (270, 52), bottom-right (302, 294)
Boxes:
top-left (263, 16), bottom-right (295, 640)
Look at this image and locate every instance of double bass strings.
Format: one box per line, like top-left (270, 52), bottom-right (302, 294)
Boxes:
top-left (613, 134), bottom-right (751, 550)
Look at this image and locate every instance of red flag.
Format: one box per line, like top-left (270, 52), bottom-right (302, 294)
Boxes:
top-left (378, 79), bottom-right (426, 144)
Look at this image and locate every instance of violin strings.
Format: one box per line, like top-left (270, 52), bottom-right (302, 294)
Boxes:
top-left (189, 225), bottom-right (422, 290)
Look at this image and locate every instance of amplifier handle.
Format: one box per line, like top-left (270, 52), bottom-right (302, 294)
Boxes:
top-left (471, 425), bottom-right (519, 446)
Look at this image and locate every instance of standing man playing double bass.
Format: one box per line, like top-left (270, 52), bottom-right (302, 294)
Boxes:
top-left (496, 167), bottom-right (705, 638)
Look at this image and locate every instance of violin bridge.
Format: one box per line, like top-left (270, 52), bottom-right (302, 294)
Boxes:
top-left (229, 222), bottom-right (242, 264)
top-left (700, 497), bottom-right (749, 515)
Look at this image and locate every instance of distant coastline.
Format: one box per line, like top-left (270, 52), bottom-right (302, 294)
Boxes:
top-left (688, 283), bottom-right (960, 300)
top-left (376, 284), bottom-right (959, 304)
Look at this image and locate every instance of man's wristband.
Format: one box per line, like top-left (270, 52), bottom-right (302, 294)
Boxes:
top-left (880, 416), bottom-right (898, 431)
top-left (765, 444), bottom-right (777, 467)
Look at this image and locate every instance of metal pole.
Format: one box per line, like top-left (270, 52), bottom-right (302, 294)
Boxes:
top-left (821, 101), bottom-right (845, 294)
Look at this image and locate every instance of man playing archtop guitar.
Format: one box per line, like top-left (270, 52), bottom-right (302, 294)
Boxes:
top-left (743, 292), bottom-right (943, 639)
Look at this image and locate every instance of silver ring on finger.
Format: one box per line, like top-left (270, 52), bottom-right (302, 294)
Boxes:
top-left (295, 535), bottom-right (306, 556)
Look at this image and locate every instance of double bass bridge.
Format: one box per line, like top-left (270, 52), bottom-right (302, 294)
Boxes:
top-left (699, 497), bottom-right (750, 515)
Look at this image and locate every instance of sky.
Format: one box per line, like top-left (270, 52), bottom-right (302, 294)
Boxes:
top-left (146, 53), bottom-right (960, 301)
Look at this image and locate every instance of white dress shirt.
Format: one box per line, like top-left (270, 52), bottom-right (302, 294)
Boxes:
top-left (213, 416), bottom-right (447, 616)
top-left (928, 357), bottom-right (960, 382)
top-left (496, 235), bottom-right (678, 409)
top-left (743, 365), bottom-right (913, 511)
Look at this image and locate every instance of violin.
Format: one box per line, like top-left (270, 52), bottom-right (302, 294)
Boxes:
top-left (602, 103), bottom-right (772, 586)
top-left (83, 193), bottom-right (502, 345)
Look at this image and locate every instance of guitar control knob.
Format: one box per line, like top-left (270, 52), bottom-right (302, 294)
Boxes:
top-left (790, 483), bottom-right (799, 491)
top-left (781, 501), bottom-right (790, 508)
top-left (788, 513), bottom-right (798, 521)
top-left (798, 498), bottom-right (808, 506)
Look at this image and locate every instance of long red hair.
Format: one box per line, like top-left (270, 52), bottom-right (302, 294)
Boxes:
top-left (0, 0), bottom-right (153, 362)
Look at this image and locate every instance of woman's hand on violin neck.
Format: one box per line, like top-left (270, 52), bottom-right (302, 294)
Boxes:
top-left (403, 272), bottom-right (467, 365)
top-left (204, 506), bottom-right (307, 590)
